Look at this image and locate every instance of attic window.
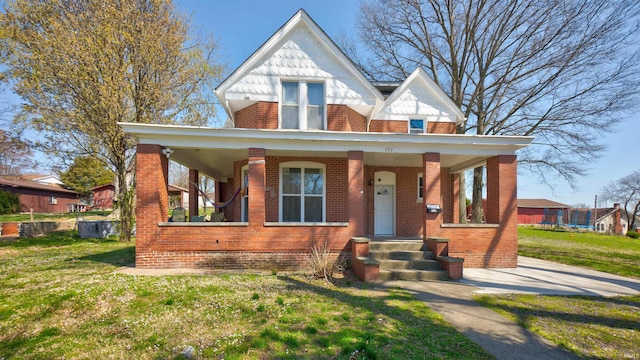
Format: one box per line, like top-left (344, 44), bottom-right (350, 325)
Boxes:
top-left (281, 81), bottom-right (325, 130)
top-left (409, 119), bottom-right (425, 134)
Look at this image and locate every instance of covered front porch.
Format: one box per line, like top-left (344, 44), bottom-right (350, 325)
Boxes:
top-left (123, 123), bottom-right (532, 276)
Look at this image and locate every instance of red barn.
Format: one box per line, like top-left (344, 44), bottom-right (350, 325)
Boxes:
top-left (517, 199), bottom-right (570, 225)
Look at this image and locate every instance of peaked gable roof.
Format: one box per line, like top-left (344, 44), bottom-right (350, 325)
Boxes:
top-left (215, 9), bottom-right (384, 119)
top-left (373, 68), bottom-right (464, 123)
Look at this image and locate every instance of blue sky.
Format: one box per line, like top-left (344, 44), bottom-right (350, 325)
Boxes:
top-left (2, 1), bottom-right (636, 207)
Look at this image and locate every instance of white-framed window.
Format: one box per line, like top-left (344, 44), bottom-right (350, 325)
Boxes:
top-left (280, 80), bottom-right (325, 130)
top-left (279, 161), bottom-right (325, 222)
top-left (241, 165), bottom-right (249, 222)
top-left (417, 173), bottom-right (424, 201)
top-left (409, 119), bottom-right (426, 134)
top-left (49, 196), bottom-right (58, 205)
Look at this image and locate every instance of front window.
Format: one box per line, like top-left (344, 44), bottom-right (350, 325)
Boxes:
top-left (417, 174), bottom-right (424, 201)
top-left (281, 81), bottom-right (325, 130)
top-left (409, 119), bottom-right (425, 134)
top-left (49, 196), bottom-right (58, 205)
top-left (280, 163), bottom-right (325, 222)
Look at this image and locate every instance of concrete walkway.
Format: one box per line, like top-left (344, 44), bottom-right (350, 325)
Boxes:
top-left (381, 256), bottom-right (640, 360)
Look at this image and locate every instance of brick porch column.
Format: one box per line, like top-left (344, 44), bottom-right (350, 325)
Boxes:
top-left (486, 155), bottom-right (517, 226)
top-left (441, 168), bottom-right (453, 224)
top-left (348, 151), bottom-right (365, 237)
top-left (248, 148), bottom-right (266, 226)
top-left (188, 169), bottom-right (199, 218)
top-left (135, 144), bottom-right (169, 253)
top-left (423, 153), bottom-right (442, 239)
top-left (452, 173), bottom-right (460, 224)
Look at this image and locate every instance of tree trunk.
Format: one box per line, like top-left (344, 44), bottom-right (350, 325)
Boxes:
top-left (471, 166), bottom-right (484, 223)
top-left (115, 159), bottom-right (134, 242)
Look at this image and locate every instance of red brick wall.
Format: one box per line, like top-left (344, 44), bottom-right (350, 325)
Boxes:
top-left (369, 120), bottom-right (407, 133)
top-left (135, 144), bottom-right (169, 255)
top-left (348, 151), bottom-right (365, 237)
top-left (369, 120), bottom-right (457, 134)
top-left (428, 122), bottom-right (456, 134)
top-left (234, 102), bottom-right (278, 129)
top-left (327, 105), bottom-right (366, 132)
top-left (135, 223), bottom-right (351, 269)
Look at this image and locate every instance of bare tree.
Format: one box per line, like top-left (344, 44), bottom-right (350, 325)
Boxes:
top-left (355, 0), bottom-right (640, 222)
top-left (1, 0), bottom-right (224, 240)
top-left (601, 170), bottom-right (640, 233)
top-left (0, 129), bottom-right (35, 176)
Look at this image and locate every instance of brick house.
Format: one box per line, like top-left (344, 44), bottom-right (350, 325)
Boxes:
top-left (0, 177), bottom-right (80, 213)
top-left (120, 10), bottom-right (533, 278)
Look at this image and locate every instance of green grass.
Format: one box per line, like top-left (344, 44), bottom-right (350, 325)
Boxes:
top-left (518, 226), bottom-right (640, 279)
top-left (0, 231), bottom-right (494, 359)
top-left (476, 294), bottom-right (640, 359)
top-left (0, 210), bottom-right (112, 222)
top-left (474, 227), bottom-right (640, 359)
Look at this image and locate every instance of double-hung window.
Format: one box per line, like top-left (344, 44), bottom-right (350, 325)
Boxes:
top-left (409, 119), bottom-right (425, 134)
top-left (281, 81), bottom-right (325, 130)
top-left (280, 162), bottom-right (325, 222)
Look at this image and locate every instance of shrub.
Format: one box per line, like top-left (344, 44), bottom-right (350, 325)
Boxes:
top-left (307, 241), bottom-right (345, 283)
top-left (626, 230), bottom-right (639, 239)
top-left (0, 190), bottom-right (20, 215)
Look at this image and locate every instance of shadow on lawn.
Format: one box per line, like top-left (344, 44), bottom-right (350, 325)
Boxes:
top-left (234, 275), bottom-right (494, 360)
top-left (477, 294), bottom-right (640, 332)
top-left (0, 230), bottom-right (116, 248)
top-left (76, 247), bottom-right (134, 267)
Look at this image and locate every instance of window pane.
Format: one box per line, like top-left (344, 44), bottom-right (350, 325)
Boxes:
top-left (304, 168), bottom-right (323, 194)
top-left (282, 105), bottom-right (299, 129)
top-left (304, 196), bottom-right (323, 222)
top-left (307, 83), bottom-right (324, 105)
top-left (282, 168), bottom-right (301, 194)
top-left (410, 119), bottom-right (424, 133)
top-left (283, 196), bottom-right (301, 222)
top-left (282, 82), bottom-right (298, 104)
top-left (307, 106), bottom-right (324, 130)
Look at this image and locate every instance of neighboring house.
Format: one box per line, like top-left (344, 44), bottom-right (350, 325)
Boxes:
top-left (0, 177), bottom-right (81, 213)
top-left (91, 183), bottom-right (115, 209)
top-left (120, 10), bottom-right (533, 277)
top-left (517, 199), bottom-right (570, 225)
top-left (168, 184), bottom-right (189, 209)
top-left (593, 203), bottom-right (636, 234)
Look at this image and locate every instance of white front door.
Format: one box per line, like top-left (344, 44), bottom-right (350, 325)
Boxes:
top-left (374, 185), bottom-right (394, 236)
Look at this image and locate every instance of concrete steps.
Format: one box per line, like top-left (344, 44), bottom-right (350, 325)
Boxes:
top-left (365, 240), bottom-right (449, 281)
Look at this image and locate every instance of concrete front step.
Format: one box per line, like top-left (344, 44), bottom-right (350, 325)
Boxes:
top-left (378, 259), bottom-right (441, 271)
top-left (378, 269), bottom-right (449, 281)
top-left (369, 250), bottom-right (435, 261)
top-left (369, 240), bottom-right (425, 252)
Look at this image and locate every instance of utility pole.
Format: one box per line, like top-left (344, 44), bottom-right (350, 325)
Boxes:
top-left (593, 194), bottom-right (598, 231)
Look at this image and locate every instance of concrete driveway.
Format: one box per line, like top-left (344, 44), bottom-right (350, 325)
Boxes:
top-left (461, 256), bottom-right (640, 296)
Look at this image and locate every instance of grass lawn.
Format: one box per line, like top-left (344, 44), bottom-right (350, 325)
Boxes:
top-left (0, 231), bottom-right (493, 359)
top-left (476, 227), bottom-right (640, 359)
top-left (518, 226), bottom-right (640, 279)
